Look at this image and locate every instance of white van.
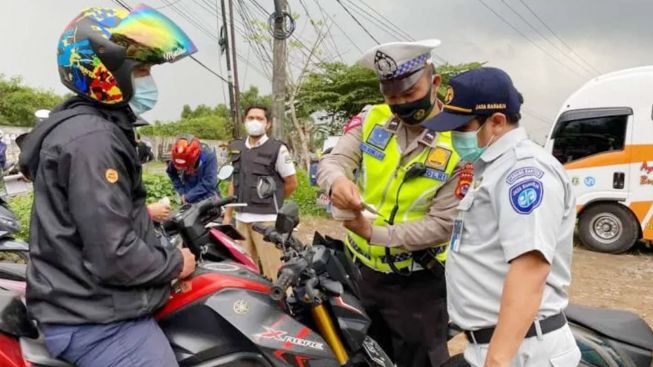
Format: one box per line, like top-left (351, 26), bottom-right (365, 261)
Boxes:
top-left (545, 66), bottom-right (653, 253)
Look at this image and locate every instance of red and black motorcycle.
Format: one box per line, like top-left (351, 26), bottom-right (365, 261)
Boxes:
top-left (0, 194), bottom-right (393, 366)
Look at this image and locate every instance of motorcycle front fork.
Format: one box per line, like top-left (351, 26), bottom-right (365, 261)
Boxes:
top-left (311, 303), bottom-right (349, 365)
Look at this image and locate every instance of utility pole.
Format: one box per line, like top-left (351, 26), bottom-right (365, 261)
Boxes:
top-left (228, 0), bottom-right (241, 138)
top-left (272, 0), bottom-right (288, 139)
top-left (218, 0), bottom-right (237, 139)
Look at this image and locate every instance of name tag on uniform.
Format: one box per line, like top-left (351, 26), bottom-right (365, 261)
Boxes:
top-left (423, 168), bottom-right (449, 181)
top-left (360, 143), bottom-right (385, 161)
top-left (450, 213), bottom-right (464, 252)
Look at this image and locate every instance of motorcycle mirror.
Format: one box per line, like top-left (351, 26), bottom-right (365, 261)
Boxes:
top-left (217, 165), bottom-right (234, 181)
top-left (34, 109), bottom-right (50, 121)
top-left (275, 202), bottom-right (300, 234)
top-left (256, 176), bottom-right (277, 199)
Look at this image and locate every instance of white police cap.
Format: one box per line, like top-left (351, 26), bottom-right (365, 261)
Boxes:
top-left (358, 39), bottom-right (441, 94)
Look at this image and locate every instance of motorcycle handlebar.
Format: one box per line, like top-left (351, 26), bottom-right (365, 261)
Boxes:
top-left (198, 195), bottom-right (237, 215)
top-left (252, 224), bottom-right (287, 248)
top-left (270, 268), bottom-right (294, 301)
top-left (252, 223), bottom-right (268, 235)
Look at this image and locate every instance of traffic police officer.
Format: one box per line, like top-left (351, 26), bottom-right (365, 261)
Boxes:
top-left (422, 67), bottom-right (580, 367)
top-left (317, 39), bottom-right (461, 367)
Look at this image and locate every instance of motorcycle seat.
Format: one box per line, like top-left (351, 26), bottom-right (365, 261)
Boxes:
top-left (20, 334), bottom-right (73, 367)
top-left (566, 303), bottom-right (653, 350)
top-left (0, 262), bottom-right (26, 281)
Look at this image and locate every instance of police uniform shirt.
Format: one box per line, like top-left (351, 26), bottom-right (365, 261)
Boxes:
top-left (446, 127), bottom-right (576, 331)
top-left (317, 104), bottom-right (462, 250)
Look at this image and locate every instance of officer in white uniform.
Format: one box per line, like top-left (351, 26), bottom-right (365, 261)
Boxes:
top-left (422, 67), bottom-right (581, 367)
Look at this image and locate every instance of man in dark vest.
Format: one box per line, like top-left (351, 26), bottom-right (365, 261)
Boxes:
top-left (223, 105), bottom-right (298, 279)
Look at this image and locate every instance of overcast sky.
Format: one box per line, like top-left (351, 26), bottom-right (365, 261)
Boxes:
top-left (3, 0), bottom-right (652, 142)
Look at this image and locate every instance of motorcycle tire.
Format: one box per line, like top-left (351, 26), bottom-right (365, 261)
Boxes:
top-left (441, 354), bottom-right (469, 367)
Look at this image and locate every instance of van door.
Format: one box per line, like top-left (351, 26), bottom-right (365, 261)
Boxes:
top-left (549, 107), bottom-right (632, 207)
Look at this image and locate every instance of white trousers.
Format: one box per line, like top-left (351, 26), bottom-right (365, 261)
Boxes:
top-left (464, 324), bottom-right (581, 367)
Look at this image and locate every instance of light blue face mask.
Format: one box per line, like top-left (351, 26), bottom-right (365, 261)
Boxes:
top-left (129, 75), bottom-right (159, 116)
top-left (452, 123), bottom-right (493, 162)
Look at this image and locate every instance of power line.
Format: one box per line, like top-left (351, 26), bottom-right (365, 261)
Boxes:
top-left (108, 0), bottom-right (231, 84)
top-left (516, 0), bottom-right (602, 75)
top-left (497, 0), bottom-right (595, 77)
top-left (356, 0), bottom-right (414, 41)
top-left (341, 0), bottom-right (398, 42)
top-left (297, 0), bottom-right (343, 62)
top-left (474, 0), bottom-right (588, 80)
top-left (343, 0), bottom-right (447, 64)
top-left (154, 0), bottom-right (183, 10)
top-left (335, 0), bottom-right (380, 44)
top-left (162, 0), bottom-right (270, 79)
top-left (311, 0), bottom-right (363, 53)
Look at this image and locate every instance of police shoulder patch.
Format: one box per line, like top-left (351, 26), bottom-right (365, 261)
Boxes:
top-left (505, 166), bottom-right (544, 185)
top-left (344, 114), bottom-right (363, 134)
top-left (366, 125), bottom-right (392, 150)
top-left (509, 179), bottom-right (543, 214)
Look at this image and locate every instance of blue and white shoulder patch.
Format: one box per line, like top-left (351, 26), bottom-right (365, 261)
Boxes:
top-left (505, 166), bottom-right (544, 185)
top-left (509, 179), bottom-right (543, 214)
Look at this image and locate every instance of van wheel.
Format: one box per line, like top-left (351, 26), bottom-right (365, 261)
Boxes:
top-left (578, 203), bottom-right (639, 253)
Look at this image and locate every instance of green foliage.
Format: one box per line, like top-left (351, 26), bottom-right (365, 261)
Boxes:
top-left (289, 170), bottom-right (325, 217)
top-left (297, 62), bottom-right (382, 123)
top-left (295, 61), bottom-right (484, 141)
top-left (0, 74), bottom-right (64, 127)
top-left (142, 173), bottom-right (180, 205)
top-left (240, 86), bottom-right (272, 113)
top-left (139, 86), bottom-right (270, 140)
top-left (435, 62), bottom-right (485, 100)
top-left (139, 115), bottom-right (233, 140)
top-left (8, 193), bottom-right (33, 241)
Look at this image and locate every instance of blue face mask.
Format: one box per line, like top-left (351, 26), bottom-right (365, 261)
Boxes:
top-left (129, 75), bottom-right (158, 116)
top-left (452, 123), bottom-right (493, 162)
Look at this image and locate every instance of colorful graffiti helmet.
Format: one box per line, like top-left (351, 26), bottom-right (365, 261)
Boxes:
top-left (57, 5), bottom-right (197, 106)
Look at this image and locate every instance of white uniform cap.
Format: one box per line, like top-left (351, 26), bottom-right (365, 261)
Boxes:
top-left (358, 39), bottom-right (441, 94)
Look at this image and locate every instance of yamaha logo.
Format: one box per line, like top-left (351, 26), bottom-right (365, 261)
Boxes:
top-left (233, 299), bottom-right (250, 315)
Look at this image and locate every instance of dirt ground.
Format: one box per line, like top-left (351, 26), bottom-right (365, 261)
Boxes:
top-left (295, 217), bottom-right (653, 354)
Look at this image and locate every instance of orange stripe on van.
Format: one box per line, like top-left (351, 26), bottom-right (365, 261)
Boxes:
top-left (629, 201), bottom-right (653, 222)
top-left (629, 201), bottom-right (653, 240)
top-left (564, 145), bottom-right (653, 170)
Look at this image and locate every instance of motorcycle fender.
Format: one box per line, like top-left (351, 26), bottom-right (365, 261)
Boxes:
top-left (205, 289), bottom-right (336, 361)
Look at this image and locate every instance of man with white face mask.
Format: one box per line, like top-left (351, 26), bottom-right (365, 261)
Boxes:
top-left (422, 67), bottom-right (579, 367)
top-left (223, 105), bottom-right (298, 279)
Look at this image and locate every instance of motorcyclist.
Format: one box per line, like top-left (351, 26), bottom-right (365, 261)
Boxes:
top-left (166, 134), bottom-right (219, 204)
top-left (18, 6), bottom-right (198, 366)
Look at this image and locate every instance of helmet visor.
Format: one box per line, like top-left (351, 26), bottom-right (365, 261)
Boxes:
top-left (111, 4), bottom-right (197, 64)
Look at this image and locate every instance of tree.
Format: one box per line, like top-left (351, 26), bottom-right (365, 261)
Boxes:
top-left (0, 74), bottom-right (64, 126)
top-left (296, 62), bottom-right (382, 140)
top-left (145, 87), bottom-right (273, 140)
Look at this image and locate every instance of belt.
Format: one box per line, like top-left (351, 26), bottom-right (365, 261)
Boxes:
top-left (464, 313), bottom-right (567, 344)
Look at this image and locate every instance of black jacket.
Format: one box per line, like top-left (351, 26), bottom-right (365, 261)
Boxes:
top-left (20, 97), bottom-right (182, 325)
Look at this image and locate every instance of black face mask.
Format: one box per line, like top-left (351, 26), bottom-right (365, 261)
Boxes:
top-left (389, 86), bottom-right (435, 125)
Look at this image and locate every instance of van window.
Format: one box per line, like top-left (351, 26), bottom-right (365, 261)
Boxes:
top-left (551, 115), bottom-right (628, 164)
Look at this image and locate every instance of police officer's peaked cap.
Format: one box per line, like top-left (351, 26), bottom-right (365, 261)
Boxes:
top-left (358, 39), bottom-right (441, 95)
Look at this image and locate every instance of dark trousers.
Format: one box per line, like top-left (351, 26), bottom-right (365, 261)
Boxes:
top-left (358, 266), bottom-right (449, 367)
top-left (43, 317), bottom-right (178, 367)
